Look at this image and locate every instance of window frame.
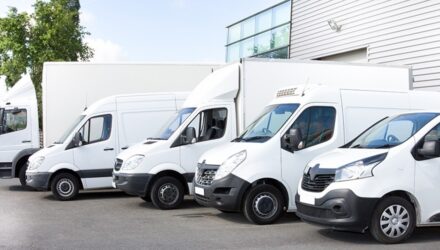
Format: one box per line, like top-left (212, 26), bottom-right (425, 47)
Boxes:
top-left (0, 108), bottom-right (28, 134)
top-left (79, 114), bottom-right (113, 145)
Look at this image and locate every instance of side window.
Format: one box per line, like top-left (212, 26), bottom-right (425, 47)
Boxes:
top-left (79, 115), bottom-right (112, 145)
top-left (424, 124), bottom-right (440, 142)
top-left (185, 108), bottom-right (227, 143)
top-left (1, 109), bottom-right (27, 134)
top-left (287, 106), bottom-right (336, 149)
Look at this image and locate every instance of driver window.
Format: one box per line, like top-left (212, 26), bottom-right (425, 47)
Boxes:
top-left (185, 108), bottom-right (227, 143)
top-left (1, 109), bottom-right (27, 134)
top-left (79, 115), bottom-right (112, 145)
top-left (424, 124), bottom-right (440, 142)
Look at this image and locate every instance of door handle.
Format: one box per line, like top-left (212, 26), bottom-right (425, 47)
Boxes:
top-left (22, 140), bottom-right (31, 143)
top-left (104, 147), bottom-right (114, 151)
top-left (121, 146), bottom-right (129, 150)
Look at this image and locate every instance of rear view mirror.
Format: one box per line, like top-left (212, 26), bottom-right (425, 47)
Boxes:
top-left (418, 140), bottom-right (440, 158)
top-left (181, 127), bottom-right (196, 145)
top-left (73, 131), bottom-right (84, 147)
top-left (282, 128), bottom-right (304, 152)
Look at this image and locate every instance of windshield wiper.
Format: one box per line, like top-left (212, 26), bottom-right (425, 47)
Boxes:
top-left (241, 136), bottom-right (271, 142)
top-left (147, 137), bottom-right (165, 140)
top-left (350, 144), bottom-right (363, 148)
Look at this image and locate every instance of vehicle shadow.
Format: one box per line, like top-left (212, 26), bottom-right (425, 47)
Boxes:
top-left (43, 190), bottom-right (133, 201)
top-left (139, 197), bottom-right (203, 210)
top-left (317, 226), bottom-right (440, 245)
top-left (8, 185), bottom-right (39, 192)
top-left (216, 212), bottom-right (302, 225)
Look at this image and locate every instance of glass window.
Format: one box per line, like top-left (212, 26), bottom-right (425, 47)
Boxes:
top-left (273, 2), bottom-right (291, 26)
top-left (241, 17), bottom-right (256, 38)
top-left (255, 30), bottom-right (272, 54)
top-left (254, 47), bottom-right (289, 59)
top-left (79, 114), bottom-right (112, 144)
top-left (228, 24), bottom-right (241, 44)
top-left (256, 10), bottom-right (272, 33)
top-left (424, 124), bottom-right (440, 142)
top-left (55, 115), bottom-right (86, 144)
top-left (287, 106), bottom-right (336, 149)
top-left (227, 43), bottom-right (240, 62)
top-left (185, 108), bottom-right (228, 143)
top-left (1, 109), bottom-right (27, 134)
top-left (272, 24), bottom-right (290, 49)
top-left (241, 37), bottom-right (255, 57)
top-left (157, 108), bottom-right (195, 140)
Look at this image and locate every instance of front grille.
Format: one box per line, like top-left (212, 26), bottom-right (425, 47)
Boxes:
top-left (301, 173), bottom-right (335, 192)
top-left (195, 194), bottom-right (210, 202)
top-left (114, 159), bottom-right (123, 171)
top-left (196, 169), bottom-right (217, 186)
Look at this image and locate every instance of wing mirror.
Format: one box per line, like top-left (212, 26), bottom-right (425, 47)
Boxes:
top-left (181, 127), bottom-right (196, 145)
top-left (418, 140), bottom-right (440, 158)
top-left (72, 131), bottom-right (85, 147)
top-left (282, 128), bottom-right (304, 152)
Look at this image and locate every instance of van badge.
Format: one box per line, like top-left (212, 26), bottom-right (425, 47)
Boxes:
top-left (308, 164), bottom-right (320, 181)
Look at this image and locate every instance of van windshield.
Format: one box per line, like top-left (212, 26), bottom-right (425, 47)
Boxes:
top-left (346, 113), bottom-right (438, 149)
top-left (54, 115), bottom-right (86, 144)
top-left (155, 108), bottom-right (195, 140)
top-left (235, 103), bottom-right (299, 143)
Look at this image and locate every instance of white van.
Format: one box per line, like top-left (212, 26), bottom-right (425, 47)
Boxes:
top-left (26, 92), bottom-right (187, 200)
top-left (0, 75), bottom-right (40, 185)
top-left (195, 87), bottom-right (440, 225)
top-left (113, 59), bottom-right (412, 210)
top-left (296, 111), bottom-right (440, 244)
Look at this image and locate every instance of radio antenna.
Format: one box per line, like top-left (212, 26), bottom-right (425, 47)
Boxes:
top-left (302, 77), bottom-right (310, 97)
top-left (83, 94), bottom-right (88, 111)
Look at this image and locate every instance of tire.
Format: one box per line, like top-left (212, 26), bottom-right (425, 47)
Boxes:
top-left (243, 184), bottom-right (284, 225)
top-left (18, 162), bottom-right (28, 187)
top-left (150, 176), bottom-right (184, 210)
top-left (370, 196), bottom-right (416, 244)
top-left (50, 173), bottom-right (80, 201)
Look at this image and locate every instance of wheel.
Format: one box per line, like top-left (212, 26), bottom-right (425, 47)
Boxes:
top-left (18, 162), bottom-right (28, 186)
top-left (243, 184), bottom-right (284, 225)
top-left (50, 173), bottom-right (80, 201)
top-left (370, 196), bottom-right (415, 244)
top-left (150, 176), bottom-right (184, 210)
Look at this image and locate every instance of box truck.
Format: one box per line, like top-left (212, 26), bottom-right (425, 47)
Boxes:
top-left (113, 58), bottom-right (412, 210)
top-left (0, 75), bottom-right (40, 185)
top-left (26, 92), bottom-right (188, 200)
top-left (42, 62), bottom-right (220, 147)
top-left (296, 111), bottom-right (440, 244)
top-left (195, 84), bottom-right (440, 224)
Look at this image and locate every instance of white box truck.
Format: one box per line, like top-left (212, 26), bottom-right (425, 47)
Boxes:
top-left (113, 58), bottom-right (413, 210)
top-left (42, 62), bottom-right (220, 147)
top-left (26, 92), bottom-right (188, 200)
top-left (196, 85), bottom-right (440, 224)
top-left (0, 75), bottom-right (40, 185)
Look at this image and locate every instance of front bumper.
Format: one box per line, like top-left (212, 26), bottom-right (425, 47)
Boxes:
top-left (26, 172), bottom-right (51, 190)
top-left (295, 189), bottom-right (379, 232)
top-left (113, 172), bottom-right (153, 197)
top-left (194, 174), bottom-right (250, 212)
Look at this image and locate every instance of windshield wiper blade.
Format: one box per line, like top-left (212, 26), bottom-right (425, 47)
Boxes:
top-left (241, 136), bottom-right (271, 142)
top-left (147, 137), bottom-right (164, 140)
top-left (350, 144), bottom-right (362, 148)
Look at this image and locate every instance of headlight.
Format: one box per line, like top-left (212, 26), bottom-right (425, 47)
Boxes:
top-left (121, 155), bottom-right (145, 170)
top-left (28, 156), bottom-right (45, 170)
top-left (335, 153), bottom-right (387, 182)
top-left (214, 150), bottom-right (247, 180)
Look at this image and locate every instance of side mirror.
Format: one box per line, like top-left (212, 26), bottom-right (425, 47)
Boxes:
top-left (181, 127), bottom-right (196, 145)
top-left (418, 140), bottom-right (440, 158)
top-left (282, 128), bottom-right (304, 152)
top-left (73, 131), bottom-right (84, 147)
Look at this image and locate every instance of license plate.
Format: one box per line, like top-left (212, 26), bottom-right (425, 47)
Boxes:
top-left (195, 187), bottom-right (204, 196)
top-left (300, 194), bottom-right (315, 205)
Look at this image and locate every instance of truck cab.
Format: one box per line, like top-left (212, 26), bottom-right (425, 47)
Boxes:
top-left (26, 93), bottom-right (187, 200)
top-left (0, 75), bottom-right (40, 185)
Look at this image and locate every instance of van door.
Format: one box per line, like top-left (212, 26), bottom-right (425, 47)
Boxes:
top-left (0, 107), bottom-right (31, 178)
top-left (178, 105), bottom-right (233, 183)
top-left (73, 114), bottom-right (116, 189)
top-left (280, 105), bottom-right (342, 210)
top-left (414, 122), bottom-right (440, 224)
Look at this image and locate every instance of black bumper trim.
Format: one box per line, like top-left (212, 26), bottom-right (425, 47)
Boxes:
top-left (0, 162), bottom-right (13, 178)
top-left (26, 172), bottom-right (52, 190)
top-left (194, 174), bottom-right (250, 212)
top-left (295, 189), bottom-right (379, 232)
top-left (113, 172), bottom-right (153, 197)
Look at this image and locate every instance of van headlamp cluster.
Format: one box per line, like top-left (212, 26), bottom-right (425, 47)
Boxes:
top-left (28, 156), bottom-right (45, 170)
top-left (335, 153), bottom-right (387, 182)
top-left (121, 155), bottom-right (145, 171)
top-left (214, 150), bottom-right (247, 180)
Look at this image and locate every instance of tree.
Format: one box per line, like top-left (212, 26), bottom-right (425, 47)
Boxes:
top-left (0, 0), bottom-right (93, 127)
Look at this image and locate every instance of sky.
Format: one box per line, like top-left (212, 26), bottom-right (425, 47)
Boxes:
top-left (0, 0), bottom-right (283, 63)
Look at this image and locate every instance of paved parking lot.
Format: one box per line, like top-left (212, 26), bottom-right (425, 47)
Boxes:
top-left (1, 178), bottom-right (440, 249)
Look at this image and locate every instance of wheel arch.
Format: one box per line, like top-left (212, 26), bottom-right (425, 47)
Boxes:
top-left (48, 169), bottom-right (84, 191)
top-left (381, 190), bottom-right (420, 224)
top-left (247, 178), bottom-right (290, 209)
top-left (147, 170), bottom-right (190, 196)
top-left (12, 148), bottom-right (40, 177)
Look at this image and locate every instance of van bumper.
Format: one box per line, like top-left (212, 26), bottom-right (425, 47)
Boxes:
top-left (194, 174), bottom-right (250, 212)
top-left (113, 172), bottom-right (152, 197)
top-left (295, 189), bottom-right (379, 232)
top-left (26, 172), bottom-right (51, 190)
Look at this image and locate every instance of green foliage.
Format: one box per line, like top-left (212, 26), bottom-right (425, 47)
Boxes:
top-left (0, 0), bottom-right (93, 128)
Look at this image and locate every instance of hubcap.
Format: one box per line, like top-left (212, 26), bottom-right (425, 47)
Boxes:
top-left (380, 204), bottom-right (410, 238)
top-left (57, 178), bottom-right (74, 197)
top-left (253, 192), bottom-right (278, 219)
top-left (158, 183), bottom-right (179, 205)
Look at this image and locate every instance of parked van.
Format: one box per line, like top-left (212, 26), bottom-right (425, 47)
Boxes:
top-left (296, 111), bottom-right (440, 244)
top-left (26, 92), bottom-right (187, 200)
top-left (0, 75), bottom-right (40, 185)
top-left (113, 58), bottom-right (412, 210)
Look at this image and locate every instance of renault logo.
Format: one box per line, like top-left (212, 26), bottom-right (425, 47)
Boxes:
top-left (308, 164), bottom-right (320, 181)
